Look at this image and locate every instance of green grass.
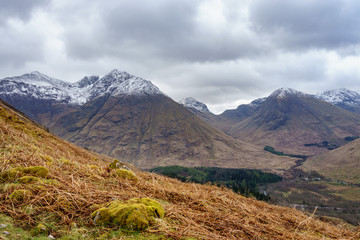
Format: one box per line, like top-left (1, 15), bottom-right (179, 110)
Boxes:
top-left (0, 213), bottom-right (173, 240)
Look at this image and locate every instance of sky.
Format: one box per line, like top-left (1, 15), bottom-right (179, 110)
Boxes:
top-left (1, 0), bottom-right (360, 113)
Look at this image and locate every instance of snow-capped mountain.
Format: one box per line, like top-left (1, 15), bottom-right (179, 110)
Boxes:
top-left (315, 88), bottom-right (360, 106)
top-left (179, 97), bottom-right (209, 113)
top-left (0, 69), bottom-right (164, 106)
top-left (87, 69), bottom-right (163, 100)
top-left (270, 88), bottom-right (305, 98)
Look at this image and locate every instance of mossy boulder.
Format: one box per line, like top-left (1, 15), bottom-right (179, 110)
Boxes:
top-left (21, 166), bottom-right (49, 178)
top-left (1, 166), bottom-right (49, 182)
top-left (0, 169), bottom-right (21, 182)
top-left (113, 169), bottom-right (138, 181)
top-left (91, 198), bottom-right (165, 230)
top-left (109, 159), bottom-right (120, 169)
top-left (9, 189), bottom-right (32, 202)
top-left (17, 176), bottom-right (41, 184)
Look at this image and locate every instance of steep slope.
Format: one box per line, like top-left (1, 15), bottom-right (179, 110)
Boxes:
top-left (316, 88), bottom-right (360, 114)
top-left (0, 99), bottom-right (358, 239)
top-left (0, 70), bottom-right (295, 170)
top-left (303, 137), bottom-right (360, 184)
top-left (229, 88), bottom-right (360, 155)
top-left (51, 92), bottom-right (295, 169)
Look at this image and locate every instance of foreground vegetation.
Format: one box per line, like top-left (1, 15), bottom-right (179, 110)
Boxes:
top-left (0, 100), bottom-right (359, 239)
top-left (151, 166), bottom-right (281, 200)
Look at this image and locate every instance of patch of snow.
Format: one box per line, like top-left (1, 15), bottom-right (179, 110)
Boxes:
top-left (179, 97), bottom-right (209, 113)
top-left (270, 88), bottom-right (305, 98)
top-left (315, 88), bottom-right (360, 105)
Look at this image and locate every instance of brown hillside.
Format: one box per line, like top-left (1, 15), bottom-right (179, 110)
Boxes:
top-left (229, 90), bottom-right (360, 156)
top-left (303, 138), bottom-right (360, 184)
top-left (0, 100), bottom-right (359, 239)
top-left (50, 94), bottom-right (296, 170)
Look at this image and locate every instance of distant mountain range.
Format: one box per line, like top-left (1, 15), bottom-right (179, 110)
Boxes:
top-left (181, 88), bottom-right (360, 155)
top-left (2, 70), bottom-right (360, 167)
top-left (0, 70), bottom-right (295, 170)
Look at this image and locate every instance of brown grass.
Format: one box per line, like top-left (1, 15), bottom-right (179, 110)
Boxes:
top-left (0, 100), bottom-right (359, 239)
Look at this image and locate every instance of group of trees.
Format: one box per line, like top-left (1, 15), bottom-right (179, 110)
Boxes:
top-left (150, 166), bottom-right (282, 201)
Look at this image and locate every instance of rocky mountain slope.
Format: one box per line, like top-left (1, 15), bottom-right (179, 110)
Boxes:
top-left (0, 70), bottom-right (295, 170)
top-left (228, 88), bottom-right (360, 155)
top-left (0, 98), bottom-right (358, 239)
top-left (316, 88), bottom-right (360, 114)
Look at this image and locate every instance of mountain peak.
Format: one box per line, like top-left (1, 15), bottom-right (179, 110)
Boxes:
top-left (270, 88), bottom-right (304, 98)
top-left (88, 69), bottom-right (164, 99)
top-left (179, 97), bottom-right (209, 113)
top-left (316, 88), bottom-right (360, 105)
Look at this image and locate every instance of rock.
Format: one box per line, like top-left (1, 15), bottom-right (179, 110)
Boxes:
top-left (2, 231), bottom-right (9, 236)
top-left (48, 234), bottom-right (56, 239)
top-left (91, 198), bottom-right (165, 230)
top-left (0, 225), bottom-right (6, 229)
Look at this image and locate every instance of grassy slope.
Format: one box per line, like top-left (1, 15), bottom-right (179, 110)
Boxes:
top-left (0, 100), bottom-right (359, 239)
top-left (303, 138), bottom-right (360, 184)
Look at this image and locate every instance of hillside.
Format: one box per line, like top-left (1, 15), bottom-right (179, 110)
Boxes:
top-left (303, 137), bottom-right (360, 185)
top-left (229, 88), bottom-right (360, 155)
top-left (0, 100), bottom-right (359, 239)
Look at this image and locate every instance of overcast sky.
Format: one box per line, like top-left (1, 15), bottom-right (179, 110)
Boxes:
top-left (1, 0), bottom-right (360, 113)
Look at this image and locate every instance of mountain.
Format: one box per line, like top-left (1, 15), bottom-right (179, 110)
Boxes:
top-left (1, 98), bottom-right (356, 239)
top-left (179, 97), bottom-right (210, 113)
top-left (220, 97), bottom-right (266, 124)
top-left (303, 137), bottom-right (360, 184)
top-left (316, 88), bottom-right (360, 114)
top-left (229, 88), bottom-right (360, 155)
top-left (0, 70), bottom-right (295, 170)
top-left (179, 97), bottom-right (232, 131)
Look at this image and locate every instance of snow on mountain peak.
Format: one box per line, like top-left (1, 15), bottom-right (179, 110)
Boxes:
top-left (88, 70), bottom-right (163, 99)
top-left (0, 70), bottom-right (164, 106)
top-left (270, 88), bottom-right (304, 98)
top-left (179, 97), bottom-right (209, 113)
top-left (315, 88), bottom-right (360, 105)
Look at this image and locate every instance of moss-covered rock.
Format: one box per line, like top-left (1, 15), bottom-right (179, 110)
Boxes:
top-left (21, 166), bottom-right (49, 178)
top-left (9, 189), bottom-right (32, 202)
top-left (109, 159), bottom-right (120, 169)
top-left (0, 169), bottom-right (21, 182)
top-left (128, 198), bottom-right (165, 219)
top-left (17, 176), bottom-right (41, 184)
top-left (1, 166), bottom-right (49, 182)
top-left (112, 169), bottom-right (138, 181)
top-left (91, 198), bottom-right (165, 231)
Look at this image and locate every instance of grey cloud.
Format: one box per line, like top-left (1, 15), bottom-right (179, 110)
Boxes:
top-left (0, 0), bottom-right (48, 23)
top-left (60, 0), bottom-right (265, 63)
top-left (249, 0), bottom-right (360, 50)
top-left (0, 24), bottom-right (45, 67)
